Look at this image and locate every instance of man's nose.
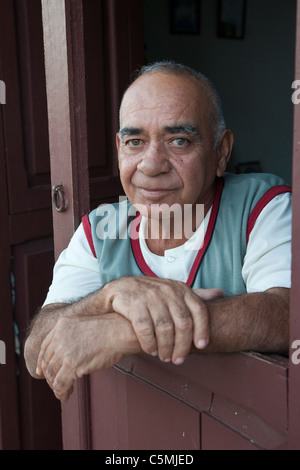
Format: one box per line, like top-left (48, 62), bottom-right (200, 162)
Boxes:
top-left (137, 142), bottom-right (171, 176)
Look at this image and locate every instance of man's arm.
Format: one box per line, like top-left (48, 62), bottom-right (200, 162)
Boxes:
top-left (25, 303), bottom-right (69, 378)
top-left (24, 293), bottom-right (143, 402)
top-left (98, 278), bottom-right (289, 362)
top-left (24, 279), bottom-right (222, 403)
top-left (25, 281), bottom-right (289, 402)
top-left (35, 312), bottom-right (141, 402)
top-left (199, 287), bottom-right (289, 354)
top-left (27, 280), bottom-right (288, 376)
top-left (24, 280), bottom-right (218, 379)
top-left (24, 288), bottom-right (138, 379)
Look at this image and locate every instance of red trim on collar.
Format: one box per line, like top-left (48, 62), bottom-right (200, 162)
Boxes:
top-left (131, 212), bottom-right (158, 277)
top-left (246, 184), bottom-right (291, 244)
top-left (130, 177), bottom-right (224, 286)
top-left (186, 177), bottom-right (223, 286)
top-left (82, 213), bottom-right (97, 258)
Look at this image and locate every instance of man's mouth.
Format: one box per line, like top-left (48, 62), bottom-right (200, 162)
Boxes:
top-left (138, 187), bottom-right (174, 199)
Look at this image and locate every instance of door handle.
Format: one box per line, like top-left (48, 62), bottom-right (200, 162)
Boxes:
top-left (52, 184), bottom-right (67, 212)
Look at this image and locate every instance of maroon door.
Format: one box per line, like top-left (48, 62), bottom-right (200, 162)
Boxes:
top-left (42, 0), bottom-right (300, 450)
top-left (0, 0), bottom-right (62, 449)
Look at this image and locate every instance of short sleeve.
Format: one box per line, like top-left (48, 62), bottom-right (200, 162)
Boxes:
top-left (242, 192), bottom-right (292, 293)
top-left (43, 223), bottom-right (101, 306)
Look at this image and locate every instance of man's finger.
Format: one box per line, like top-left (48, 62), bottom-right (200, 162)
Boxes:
top-left (165, 300), bottom-right (193, 364)
top-left (194, 288), bottom-right (224, 301)
top-left (130, 306), bottom-right (157, 356)
top-left (184, 292), bottom-right (210, 351)
top-left (153, 311), bottom-right (176, 362)
top-left (36, 328), bottom-right (56, 376)
top-left (54, 384), bottom-right (74, 403)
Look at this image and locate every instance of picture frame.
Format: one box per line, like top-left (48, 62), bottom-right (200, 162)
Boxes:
top-left (217, 0), bottom-right (246, 39)
top-left (170, 0), bottom-right (201, 35)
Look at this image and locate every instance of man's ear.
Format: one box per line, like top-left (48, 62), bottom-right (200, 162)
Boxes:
top-left (116, 133), bottom-right (121, 152)
top-left (216, 130), bottom-right (234, 177)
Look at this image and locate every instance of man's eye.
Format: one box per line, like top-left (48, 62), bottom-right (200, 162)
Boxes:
top-left (173, 138), bottom-right (189, 146)
top-left (127, 139), bottom-right (142, 147)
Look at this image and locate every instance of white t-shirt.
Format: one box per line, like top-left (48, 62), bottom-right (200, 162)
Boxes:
top-left (43, 193), bottom-right (292, 306)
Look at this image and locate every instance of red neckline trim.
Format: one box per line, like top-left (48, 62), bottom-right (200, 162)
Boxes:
top-left (131, 213), bottom-right (157, 277)
top-left (186, 177), bottom-right (223, 286)
top-left (130, 177), bottom-right (224, 286)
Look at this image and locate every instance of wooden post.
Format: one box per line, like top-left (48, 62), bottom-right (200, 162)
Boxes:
top-left (42, 0), bottom-right (90, 259)
top-left (41, 0), bottom-right (91, 450)
top-left (289, 0), bottom-right (300, 450)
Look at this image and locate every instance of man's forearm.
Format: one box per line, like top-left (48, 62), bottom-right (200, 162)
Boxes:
top-left (31, 312), bottom-right (142, 402)
top-left (24, 288), bottom-right (109, 378)
top-left (25, 284), bottom-right (289, 381)
top-left (201, 287), bottom-right (289, 355)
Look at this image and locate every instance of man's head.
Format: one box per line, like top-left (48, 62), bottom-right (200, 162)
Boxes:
top-left (129, 61), bottom-right (227, 151)
top-left (116, 60), bottom-right (233, 218)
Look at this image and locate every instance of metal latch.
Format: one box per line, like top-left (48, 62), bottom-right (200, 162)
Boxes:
top-left (52, 184), bottom-right (67, 212)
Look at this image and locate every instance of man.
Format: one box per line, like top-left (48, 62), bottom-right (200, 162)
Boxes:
top-left (24, 61), bottom-right (291, 402)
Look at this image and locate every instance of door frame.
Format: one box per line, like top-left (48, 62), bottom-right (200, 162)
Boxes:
top-left (41, 0), bottom-right (300, 449)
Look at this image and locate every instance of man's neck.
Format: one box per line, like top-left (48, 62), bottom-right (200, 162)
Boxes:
top-left (144, 203), bottom-right (208, 256)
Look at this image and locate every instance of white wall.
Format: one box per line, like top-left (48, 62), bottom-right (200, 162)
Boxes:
top-left (143, 0), bottom-right (296, 183)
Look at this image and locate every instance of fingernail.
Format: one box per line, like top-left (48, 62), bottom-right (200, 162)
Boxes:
top-left (197, 338), bottom-right (208, 349)
top-left (174, 357), bottom-right (185, 365)
top-left (151, 351), bottom-right (158, 357)
top-left (164, 358), bottom-right (171, 363)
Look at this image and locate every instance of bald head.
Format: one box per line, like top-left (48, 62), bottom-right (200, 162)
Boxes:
top-left (120, 61), bottom-right (226, 150)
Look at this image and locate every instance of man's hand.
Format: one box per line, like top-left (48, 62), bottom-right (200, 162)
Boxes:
top-left (101, 276), bottom-right (223, 365)
top-left (36, 313), bottom-right (141, 402)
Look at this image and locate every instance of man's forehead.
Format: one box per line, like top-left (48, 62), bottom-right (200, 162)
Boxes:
top-left (120, 74), bottom-right (208, 125)
top-left (122, 73), bottom-right (205, 108)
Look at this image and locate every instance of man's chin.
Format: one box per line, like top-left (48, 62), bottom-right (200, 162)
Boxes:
top-left (133, 201), bottom-right (183, 220)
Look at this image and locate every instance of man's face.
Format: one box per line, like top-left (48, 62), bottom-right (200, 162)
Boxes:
top-left (117, 72), bottom-right (226, 219)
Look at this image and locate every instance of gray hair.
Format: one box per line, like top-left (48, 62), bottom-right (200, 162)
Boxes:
top-left (122, 60), bottom-right (227, 150)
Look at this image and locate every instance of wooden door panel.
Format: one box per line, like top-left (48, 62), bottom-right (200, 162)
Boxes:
top-left (126, 375), bottom-right (200, 450)
top-left (13, 238), bottom-right (62, 450)
top-left (90, 353), bottom-right (288, 450)
top-left (0, 110), bottom-right (20, 450)
top-left (0, 0), bottom-right (51, 215)
top-left (0, 0), bottom-right (62, 448)
top-left (118, 352), bottom-right (288, 434)
top-left (89, 368), bottom-right (132, 450)
top-left (116, 353), bottom-right (288, 450)
top-left (201, 414), bottom-right (259, 450)
top-left (83, 0), bottom-right (113, 175)
top-left (83, 0), bottom-right (143, 209)
top-left (89, 367), bottom-right (200, 450)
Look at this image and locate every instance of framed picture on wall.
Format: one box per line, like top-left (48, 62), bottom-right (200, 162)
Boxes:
top-left (170, 0), bottom-right (201, 35)
top-left (217, 0), bottom-right (246, 39)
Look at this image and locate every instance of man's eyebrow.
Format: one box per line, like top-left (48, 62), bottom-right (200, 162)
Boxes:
top-left (118, 124), bottom-right (202, 140)
top-left (119, 127), bottom-right (144, 139)
top-left (164, 124), bottom-right (202, 140)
